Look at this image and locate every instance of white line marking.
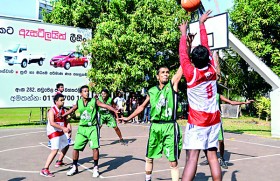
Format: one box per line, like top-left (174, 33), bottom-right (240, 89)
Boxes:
top-left (226, 138), bottom-right (280, 149)
top-left (0, 168), bottom-right (39, 173)
top-left (0, 145), bottom-right (43, 153)
top-left (101, 153), bottom-right (280, 179)
top-left (0, 131), bottom-right (45, 139)
top-left (228, 153), bottom-right (280, 162)
top-left (39, 143), bottom-right (105, 178)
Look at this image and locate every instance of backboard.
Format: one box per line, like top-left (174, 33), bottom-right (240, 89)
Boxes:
top-left (188, 12), bottom-right (229, 50)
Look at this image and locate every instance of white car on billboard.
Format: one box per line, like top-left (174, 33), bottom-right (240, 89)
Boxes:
top-left (4, 44), bottom-right (45, 68)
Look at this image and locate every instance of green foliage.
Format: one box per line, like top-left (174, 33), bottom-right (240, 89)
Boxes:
top-left (218, 0), bottom-right (280, 101)
top-left (43, 0), bottom-right (187, 93)
top-left (254, 96), bottom-right (271, 121)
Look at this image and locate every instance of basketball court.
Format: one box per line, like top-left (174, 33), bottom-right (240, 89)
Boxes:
top-left (0, 123), bottom-right (280, 181)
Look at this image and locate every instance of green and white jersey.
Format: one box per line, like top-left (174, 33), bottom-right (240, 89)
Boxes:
top-left (148, 80), bottom-right (178, 122)
top-left (77, 98), bottom-right (98, 126)
top-left (98, 96), bottom-right (112, 115)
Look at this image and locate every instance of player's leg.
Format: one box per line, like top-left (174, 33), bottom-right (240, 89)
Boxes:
top-left (55, 145), bottom-right (69, 167)
top-left (207, 122), bottom-right (222, 180)
top-left (67, 128), bottom-right (88, 176)
top-left (145, 123), bottom-right (162, 181)
top-left (182, 149), bottom-right (200, 181)
top-left (163, 122), bottom-right (182, 181)
top-left (107, 115), bottom-right (127, 145)
top-left (41, 149), bottom-right (58, 177)
top-left (145, 157), bottom-right (154, 181)
top-left (88, 125), bottom-right (101, 177)
top-left (206, 148), bottom-right (222, 181)
top-left (218, 124), bottom-right (228, 168)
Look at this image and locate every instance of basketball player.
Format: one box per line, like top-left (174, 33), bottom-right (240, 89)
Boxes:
top-left (98, 88), bottom-right (127, 145)
top-left (120, 65), bottom-right (183, 181)
top-left (202, 92), bottom-right (254, 169)
top-left (40, 94), bottom-right (71, 177)
top-left (63, 85), bottom-right (119, 178)
top-left (179, 10), bottom-right (222, 181)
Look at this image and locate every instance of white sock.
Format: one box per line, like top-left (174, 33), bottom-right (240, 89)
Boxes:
top-left (145, 174), bottom-right (151, 181)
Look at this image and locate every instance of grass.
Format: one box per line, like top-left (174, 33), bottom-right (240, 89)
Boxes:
top-left (0, 108), bottom-right (272, 138)
top-left (0, 108), bottom-right (78, 128)
top-left (177, 116), bottom-right (271, 138)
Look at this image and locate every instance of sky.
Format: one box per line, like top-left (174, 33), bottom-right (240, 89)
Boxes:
top-left (0, 0), bottom-right (234, 20)
top-left (201, 0), bottom-right (234, 15)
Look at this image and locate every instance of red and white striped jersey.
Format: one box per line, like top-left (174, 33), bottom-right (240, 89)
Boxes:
top-left (179, 23), bottom-right (220, 127)
top-left (47, 106), bottom-right (67, 139)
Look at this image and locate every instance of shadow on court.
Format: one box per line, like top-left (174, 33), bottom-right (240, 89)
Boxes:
top-left (0, 125), bottom-right (280, 181)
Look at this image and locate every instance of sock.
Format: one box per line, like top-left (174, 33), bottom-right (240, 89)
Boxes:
top-left (94, 160), bottom-right (98, 168)
top-left (145, 174), bottom-right (151, 181)
top-left (170, 166), bottom-right (179, 181)
top-left (73, 160), bottom-right (78, 166)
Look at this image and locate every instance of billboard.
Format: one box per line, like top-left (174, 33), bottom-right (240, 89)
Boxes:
top-left (0, 16), bottom-right (92, 108)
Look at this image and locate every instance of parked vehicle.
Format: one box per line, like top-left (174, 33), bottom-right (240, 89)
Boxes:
top-left (50, 51), bottom-right (88, 70)
top-left (4, 44), bottom-right (45, 68)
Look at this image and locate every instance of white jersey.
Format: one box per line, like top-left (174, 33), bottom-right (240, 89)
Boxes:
top-left (47, 106), bottom-right (67, 139)
top-left (114, 97), bottom-right (126, 110)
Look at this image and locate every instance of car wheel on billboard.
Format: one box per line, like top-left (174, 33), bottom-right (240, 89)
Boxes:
top-left (21, 60), bottom-right (27, 68)
top-left (64, 62), bottom-right (71, 70)
top-left (83, 62), bottom-right (88, 68)
top-left (38, 58), bottom-right (44, 66)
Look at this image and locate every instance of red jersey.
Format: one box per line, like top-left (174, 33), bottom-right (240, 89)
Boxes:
top-left (179, 24), bottom-right (220, 127)
top-left (47, 106), bottom-right (67, 139)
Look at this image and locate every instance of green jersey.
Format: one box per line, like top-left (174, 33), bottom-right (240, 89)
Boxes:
top-left (98, 96), bottom-right (112, 115)
top-left (77, 98), bottom-right (98, 126)
top-left (148, 81), bottom-right (178, 122)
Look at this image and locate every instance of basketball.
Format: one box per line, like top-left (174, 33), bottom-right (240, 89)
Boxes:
top-left (181, 0), bottom-right (201, 12)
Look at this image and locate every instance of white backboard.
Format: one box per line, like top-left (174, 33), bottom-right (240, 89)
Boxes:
top-left (189, 12), bottom-right (229, 50)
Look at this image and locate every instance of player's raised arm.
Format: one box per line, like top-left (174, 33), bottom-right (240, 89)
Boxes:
top-left (220, 94), bottom-right (254, 105)
top-left (62, 104), bottom-right (78, 118)
top-left (120, 95), bottom-right (150, 122)
top-left (179, 21), bottom-right (195, 81)
top-left (171, 66), bottom-right (183, 92)
top-left (96, 99), bottom-right (119, 119)
top-left (199, 10), bottom-right (213, 64)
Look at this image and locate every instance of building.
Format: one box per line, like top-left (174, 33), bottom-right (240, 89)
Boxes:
top-left (0, 0), bottom-right (52, 20)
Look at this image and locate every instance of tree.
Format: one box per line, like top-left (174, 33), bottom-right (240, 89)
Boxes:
top-left (44, 0), bottom-right (187, 93)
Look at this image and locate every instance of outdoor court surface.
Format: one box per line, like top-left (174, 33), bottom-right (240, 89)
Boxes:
top-left (0, 123), bottom-right (280, 181)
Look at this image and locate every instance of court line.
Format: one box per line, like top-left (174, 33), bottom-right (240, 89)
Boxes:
top-left (100, 153), bottom-right (280, 179)
top-left (0, 131), bottom-right (45, 139)
top-left (225, 138), bottom-right (280, 149)
top-left (0, 145), bottom-right (43, 153)
top-left (39, 143), bottom-right (105, 178)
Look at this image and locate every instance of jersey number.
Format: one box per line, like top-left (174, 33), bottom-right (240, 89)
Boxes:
top-left (206, 84), bottom-right (213, 99)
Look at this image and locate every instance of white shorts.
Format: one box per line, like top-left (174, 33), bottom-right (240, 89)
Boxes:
top-left (50, 134), bottom-right (68, 150)
top-left (183, 122), bottom-right (221, 150)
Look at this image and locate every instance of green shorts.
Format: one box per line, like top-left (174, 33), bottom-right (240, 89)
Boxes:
top-left (146, 122), bottom-right (182, 162)
top-left (99, 114), bottom-right (117, 128)
top-left (218, 123), bottom-right (224, 141)
top-left (73, 125), bottom-right (100, 151)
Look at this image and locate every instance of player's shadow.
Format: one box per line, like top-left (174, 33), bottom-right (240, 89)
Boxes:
top-left (99, 155), bottom-right (145, 174)
top-left (100, 138), bottom-right (136, 146)
top-left (8, 178), bottom-right (26, 181)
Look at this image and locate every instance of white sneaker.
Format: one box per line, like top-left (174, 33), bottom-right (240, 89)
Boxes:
top-left (92, 167), bottom-right (99, 178)
top-left (66, 165), bottom-right (78, 176)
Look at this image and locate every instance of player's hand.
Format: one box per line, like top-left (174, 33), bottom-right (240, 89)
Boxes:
top-left (118, 117), bottom-right (130, 122)
top-left (199, 10), bottom-right (212, 24)
top-left (187, 32), bottom-right (197, 45)
top-left (63, 127), bottom-right (71, 133)
top-left (246, 100), bottom-right (255, 104)
top-left (178, 21), bottom-right (188, 35)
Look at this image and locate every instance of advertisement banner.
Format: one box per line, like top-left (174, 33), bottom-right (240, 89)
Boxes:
top-left (0, 16), bottom-right (92, 108)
